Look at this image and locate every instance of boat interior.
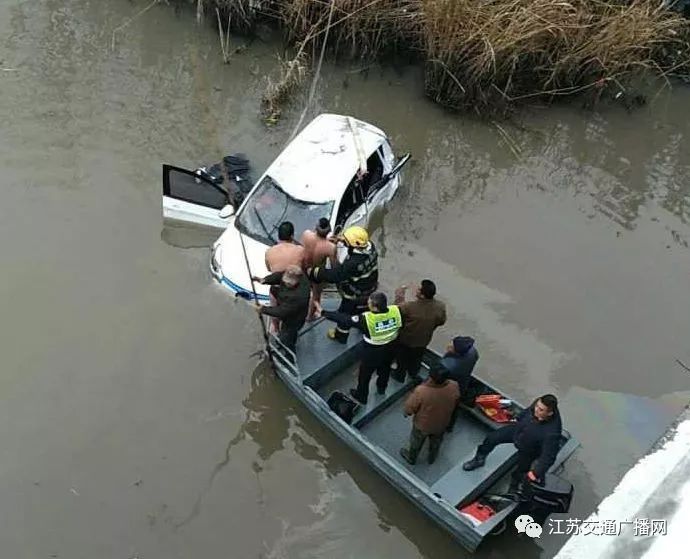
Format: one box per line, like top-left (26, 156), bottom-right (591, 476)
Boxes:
top-left (284, 311), bottom-right (575, 510)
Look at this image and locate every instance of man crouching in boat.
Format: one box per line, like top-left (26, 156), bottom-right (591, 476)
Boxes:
top-left (315, 291), bottom-right (401, 404)
top-left (307, 226), bottom-right (378, 344)
top-left (463, 394), bottom-right (562, 493)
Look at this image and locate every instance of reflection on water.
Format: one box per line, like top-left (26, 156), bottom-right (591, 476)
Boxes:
top-left (161, 221), bottom-right (223, 249)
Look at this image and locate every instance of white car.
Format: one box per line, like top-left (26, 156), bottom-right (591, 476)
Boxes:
top-left (162, 113), bottom-right (410, 302)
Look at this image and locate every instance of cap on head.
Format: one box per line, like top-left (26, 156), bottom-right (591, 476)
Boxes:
top-left (342, 226), bottom-right (369, 248)
top-left (316, 217), bottom-right (331, 237)
top-left (452, 336), bottom-right (475, 355)
top-left (420, 279), bottom-right (436, 299)
top-left (278, 221), bottom-right (295, 241)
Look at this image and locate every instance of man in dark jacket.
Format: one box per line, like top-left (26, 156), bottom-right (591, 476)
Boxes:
top-left (253, 265), bottom-right (310, 355)
top-left (463, 394), bottom-right (562, 491)
top-left (440, 336), bottom-right (479, 399)
top-left (307, 226), bottom-right (378, 344)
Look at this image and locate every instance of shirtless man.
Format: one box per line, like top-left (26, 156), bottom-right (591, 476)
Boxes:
top-left (265, 221), bottom-right (305, 272)
top-left (300, 218), bottom-right (337, 321)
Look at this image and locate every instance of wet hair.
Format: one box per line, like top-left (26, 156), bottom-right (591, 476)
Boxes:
top-left (278, 221), bottom-right (295, 241)
top-left (539, 394), bottom-right (558, 412)
top-left (369, 291), bottom-right (388, 312)
top-left (420, 279), bottom-right (436, 299)
top-left (316, 217), bottom-right (331, 238)
top-left (283, 265), bottom-right (302, 287)
top-left (429, 364), bottom-right (448, 384)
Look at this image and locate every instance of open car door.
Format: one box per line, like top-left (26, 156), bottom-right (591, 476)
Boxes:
top-left (341, 152), bottom-right (412, 231)
top-left (162, 164), bottom-right (234, 230)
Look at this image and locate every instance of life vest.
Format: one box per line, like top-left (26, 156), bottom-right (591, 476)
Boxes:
top-left (363, 305), bottom-right (402, 345)
top-left (339, 244), bottom-right (378, 300)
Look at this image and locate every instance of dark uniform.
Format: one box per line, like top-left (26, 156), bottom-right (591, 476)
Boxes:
top-left (259, 271), bottom-right (310, 354)
top-left (309, 243), bottom-right (378, 343)
top-left (465, 400), bottom-right (562, 486)
top-left (322, 304), bottom-right (402, 403)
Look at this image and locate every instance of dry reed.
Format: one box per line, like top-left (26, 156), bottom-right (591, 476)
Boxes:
top-left (201, 0), bottom-right (690, 114)
top-left (422, 0), bottom-right (690, 112)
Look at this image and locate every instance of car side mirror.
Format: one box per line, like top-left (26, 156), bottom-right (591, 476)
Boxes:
top-left (219, 204), bottom-right (235, 218)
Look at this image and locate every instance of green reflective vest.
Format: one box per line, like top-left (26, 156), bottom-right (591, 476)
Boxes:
top-left (363, 305), bottom-right (402, 346)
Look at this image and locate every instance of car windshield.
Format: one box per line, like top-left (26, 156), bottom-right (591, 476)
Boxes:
top-left (235, 175), bottom-right (335, 245)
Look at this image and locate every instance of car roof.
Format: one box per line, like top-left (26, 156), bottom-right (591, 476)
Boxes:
top-left (265, 114), bottom-right (387, 204)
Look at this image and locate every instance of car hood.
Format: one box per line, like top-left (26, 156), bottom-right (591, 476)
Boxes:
top-left (213, 221), bottom-right (271, 298)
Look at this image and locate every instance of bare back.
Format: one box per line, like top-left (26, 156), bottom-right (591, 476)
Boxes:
top-left (301, 230), bottom-right (336, 269)
top-left (265, 241), bottom-right (305, 273)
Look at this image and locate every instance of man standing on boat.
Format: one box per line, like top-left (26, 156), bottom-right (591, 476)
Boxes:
top-left (392, 280), bottom-right (446, 382)
top-left (253, 265), bottom-right (310, 356)
top-left (265, 221), bottom-right (305, 272)
top-left (307, 226), bottom-right (378, 343)
top-left (462, 394), bottom-right (562, 492)
top-left (400, 365), bottom-right (460, 465)
top-left (300, 217), bottom-right (337, 322)
top-left (316, 291), bottom-right (401, 404)
top-left (264, 221), bottom-right (305, 333)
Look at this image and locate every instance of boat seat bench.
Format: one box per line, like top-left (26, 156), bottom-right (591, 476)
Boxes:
top-left (430, 445), bottom-right (517, 507)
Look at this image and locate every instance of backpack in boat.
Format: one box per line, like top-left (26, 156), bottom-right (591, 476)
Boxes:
top-left (327, 391), bottom-right (359, 424)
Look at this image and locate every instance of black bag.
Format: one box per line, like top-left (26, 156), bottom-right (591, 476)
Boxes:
top-left (327, 391), bottom-right (359, 424)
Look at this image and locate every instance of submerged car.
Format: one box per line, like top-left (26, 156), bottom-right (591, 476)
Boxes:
top-left (162, 113), bottom-right (410, 301)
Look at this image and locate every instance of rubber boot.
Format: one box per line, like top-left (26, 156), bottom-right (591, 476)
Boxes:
top-left (462, 451), bottom-right (487, 471)
top-left (327, 327), bottom-right (349, 344)
top-left (508, 477), bottom-right (523, 495)
top-left (399, 448), bottom-right (416, 465)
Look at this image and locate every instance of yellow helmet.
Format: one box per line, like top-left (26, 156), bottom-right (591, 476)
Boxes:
top-left (342, 226), bottom-right (369, 248)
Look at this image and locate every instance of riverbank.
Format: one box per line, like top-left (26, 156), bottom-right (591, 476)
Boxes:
top-left (554, 407), bottom-right (690, 559)
top-left (201, 0), bottom-right (690, 116)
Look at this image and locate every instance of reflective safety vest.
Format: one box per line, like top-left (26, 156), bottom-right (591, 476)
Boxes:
top-left (363, 305), bottom-right (402, 346)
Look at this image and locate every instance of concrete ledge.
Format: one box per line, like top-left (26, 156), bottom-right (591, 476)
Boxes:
top-left (555, 408), bottom-right (690, 559)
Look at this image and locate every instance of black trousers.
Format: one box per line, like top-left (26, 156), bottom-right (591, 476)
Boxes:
top-left (353, 344), bottom-right (394, 402)
top-left (478, 424), bottom-right (538, 482)
top-left (278, 325), bottom-right (300, 355)
top-left (333, 296), bottom-right (369, 342)
top-left (395, 343), bottom-right (425, 379)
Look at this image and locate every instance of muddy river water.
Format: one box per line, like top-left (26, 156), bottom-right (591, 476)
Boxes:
top-left (2, 1), bottom-right (690, 557)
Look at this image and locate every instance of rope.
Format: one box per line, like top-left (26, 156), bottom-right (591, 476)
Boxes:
top-left (347, 116), bottom-right (370, 221)
top-left (286, 0), bottom-right (337, 144)
top-left (218, 150), bottom-right (272, 363)
top-left (237, 227), bottom-right (275, 367)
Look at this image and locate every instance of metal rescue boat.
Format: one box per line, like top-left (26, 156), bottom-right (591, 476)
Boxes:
top-left (265, 317), bottom-right (579, 552)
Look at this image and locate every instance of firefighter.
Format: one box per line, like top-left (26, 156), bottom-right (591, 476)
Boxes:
top-left (307, 226), bottom-right (378, 343)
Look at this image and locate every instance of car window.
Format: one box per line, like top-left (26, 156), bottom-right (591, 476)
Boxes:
top-left (335, 147), bottom-right (385, 228)
top-left (235, 175), bottom-right (334, 245)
